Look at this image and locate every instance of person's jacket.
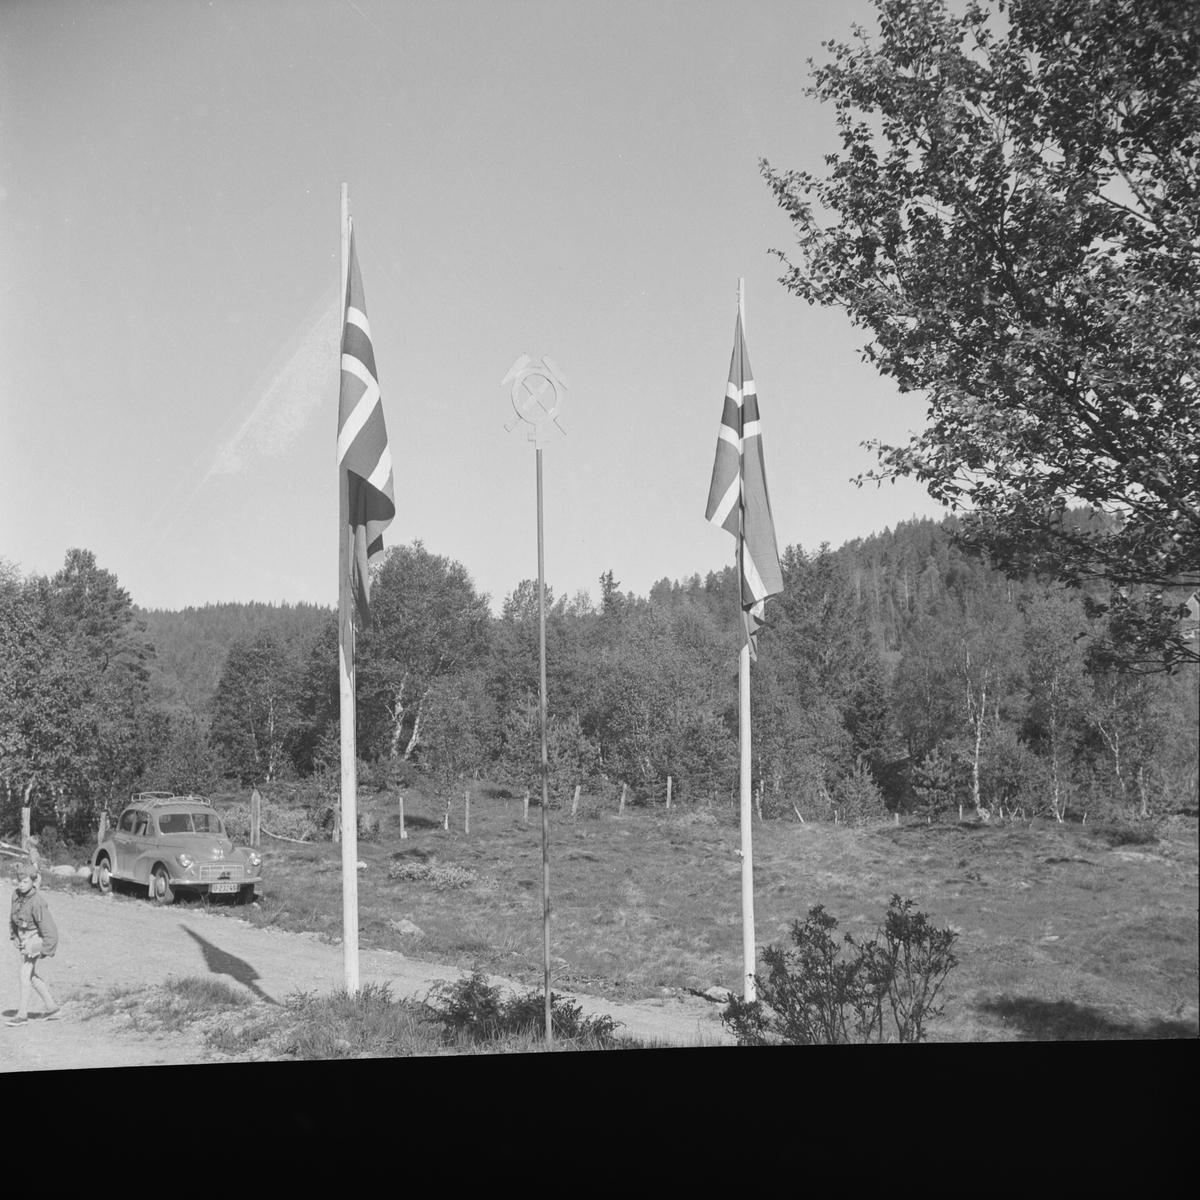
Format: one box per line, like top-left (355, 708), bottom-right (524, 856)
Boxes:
top-left (9, 885), bottom-right (58, 958)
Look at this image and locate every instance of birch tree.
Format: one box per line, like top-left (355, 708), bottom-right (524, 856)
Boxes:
top-left (357, 541), bottom-right (491, 764)
top-left (764, 0), bottom-right (1200, 667)
top-left (210, 629), bottom-right (300, 784)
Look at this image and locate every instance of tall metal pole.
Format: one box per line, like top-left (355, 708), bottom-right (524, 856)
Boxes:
top-left (502, 352), bottom-right (568, 1043)
top-left (338, 182), bottom-right (360, 994)
top-left (537, 447), bottom-right (552, 1043)
top-left (738, 277), bottom-right (756, 1002)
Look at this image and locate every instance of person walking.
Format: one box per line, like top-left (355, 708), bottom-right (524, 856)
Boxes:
top-left (8, 860), bottom-right (59, 1026)
top-left (20, 836), bottom-right (40, 875)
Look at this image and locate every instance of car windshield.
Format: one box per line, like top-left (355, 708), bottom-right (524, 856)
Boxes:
top-left (158, 812), bottom-right (224, 835)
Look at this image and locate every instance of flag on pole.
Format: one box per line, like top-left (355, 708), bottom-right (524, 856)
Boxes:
top-left (338, 226), bottom-right (395, 625)
top-left (705, 311), bottom-right (783, 655)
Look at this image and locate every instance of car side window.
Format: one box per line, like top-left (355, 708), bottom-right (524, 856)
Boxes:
top-left (118, 811), bottom-right (136, 833)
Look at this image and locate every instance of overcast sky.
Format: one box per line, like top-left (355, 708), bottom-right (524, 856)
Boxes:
top-left (0, 0), bottom-right (945, 613)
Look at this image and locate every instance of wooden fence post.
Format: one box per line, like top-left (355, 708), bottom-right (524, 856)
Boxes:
top-left (20, 807), bottom-right (30, 845)
top-left (666, 776), bottom-right (672, 811)
top-left (523, 790), bottom-right (530, 824)
top-left (464, 788), bottom-right (470, 835)
top-left (98, 810), bottom-right (108, 844)
top-left (399, 795), bottom-right (407, 839)
top-left (250, 788), bottom-right (261, 848)
top-left (618, 783), bottom-right (626, 816)
top-left (571, 785), bottom-right (580, 819)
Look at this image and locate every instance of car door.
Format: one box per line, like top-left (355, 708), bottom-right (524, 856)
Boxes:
top-left (129, 810), bottom-right (155, 882)
top-left (112, 810), bottom-right (138, 875)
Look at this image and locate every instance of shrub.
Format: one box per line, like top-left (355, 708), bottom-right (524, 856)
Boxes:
top-left (385, 758), bottom-right (419, 790)
top-left (1091, 821), bottom-right (1159, 848)
top-left (221, 796), bottom-right (322, 843)
top-left (34, 826), bottom-right (74, 866)
top-left (873, 897), bottom-right (961, 1043)
top-left (427, 970), bottom-right (621, 1047)
top-left (723, 896), bottom-right (959, 1045)
top-left (388, 859), bottom-right (477, 890)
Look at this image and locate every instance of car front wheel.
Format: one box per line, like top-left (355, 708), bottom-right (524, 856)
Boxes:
top-left (237, 885), bottom-right (256, 906)
top-left (150, 866), bottom-right (175, 905)
top-left (96, 856), bottom-right (113, 895)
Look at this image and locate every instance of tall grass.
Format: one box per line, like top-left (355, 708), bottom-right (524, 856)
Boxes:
top-left (186, 781), bottom-right (1197, 1043)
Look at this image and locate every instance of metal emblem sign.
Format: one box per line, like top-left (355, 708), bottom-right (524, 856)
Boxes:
top-left (502, 354), bottom-right (569, 448)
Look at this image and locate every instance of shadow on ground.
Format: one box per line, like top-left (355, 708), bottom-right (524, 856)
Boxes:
top-left (976, 995), bottom-right (1198, 1040)
top-left (395, 815), bottom-right (442, 831)
top-left (181, 925), bottom-right (276, 1005)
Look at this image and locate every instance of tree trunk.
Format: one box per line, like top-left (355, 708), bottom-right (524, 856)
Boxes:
top-left (1051, 746), bottom-right (1063, 823)
top-left (387, 675), bottom-right (409, 759)
top-left (401, 689), bottom-right (430, 760)
top-left (1096, 718), bottom-right (1125, 801)
top-left (971, 679), bottom-right (987, 818)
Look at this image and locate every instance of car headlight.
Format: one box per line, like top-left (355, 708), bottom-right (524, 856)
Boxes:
top-left (177, 853), bottom-right (194, 869)
top-left (247, 852), bottom-right (262, 867)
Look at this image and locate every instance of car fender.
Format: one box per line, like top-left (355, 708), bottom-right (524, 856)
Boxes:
top-left (91, 845), bottom-right (118, 887)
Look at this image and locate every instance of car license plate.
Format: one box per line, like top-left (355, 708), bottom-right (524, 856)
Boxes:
top-left (210, 882), bottom-right (238, 894)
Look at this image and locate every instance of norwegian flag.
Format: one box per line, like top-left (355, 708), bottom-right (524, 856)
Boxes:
top-left (705, 311), bottom-right (783, 655)
top-left (337, 226), bottom-right (395, 625)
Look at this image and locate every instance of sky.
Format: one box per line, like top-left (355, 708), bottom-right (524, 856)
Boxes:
top-left (0, 0), bottom-right (947, 614)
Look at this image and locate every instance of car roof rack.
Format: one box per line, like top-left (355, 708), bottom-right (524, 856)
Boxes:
top-left (129, 792), bottom-right (214, 808)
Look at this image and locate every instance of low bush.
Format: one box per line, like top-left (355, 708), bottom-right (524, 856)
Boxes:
top-left (427, 970), bottom-right (621, 1047)
top-left (388, 859), bottom-right (477, 890)
top-left (221, 796), bottom-right (322, 843)
top-left (723, 896), bottom-right (959, 1045)
top-left (33, 825), bottom-right (92, 866)
top-left (1092, 821), bottom-right (1159, 848)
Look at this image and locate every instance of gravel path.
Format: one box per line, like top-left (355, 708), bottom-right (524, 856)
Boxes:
top-left (0, 885), bottom-right (732, 1070)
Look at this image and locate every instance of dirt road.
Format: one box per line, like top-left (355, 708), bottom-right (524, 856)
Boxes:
top-left (0, 885), bottom-right (732, 1070)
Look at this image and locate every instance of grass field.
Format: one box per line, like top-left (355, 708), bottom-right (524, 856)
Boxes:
top-left (142, 784), bottom-right (1199, 1042)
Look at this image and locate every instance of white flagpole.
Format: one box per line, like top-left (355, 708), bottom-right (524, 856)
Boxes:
top-left (338, 182), bottom-right (361, 994)
top-left (738, 276), bottom-right (757, 1002)
top-left (537, 445), bottom-right (552, 1044)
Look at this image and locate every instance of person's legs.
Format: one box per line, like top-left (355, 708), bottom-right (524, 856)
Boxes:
top-left (29, 958), bottom-right (55, 1014)
top-left (14, 957), bottom-right (34, 1020)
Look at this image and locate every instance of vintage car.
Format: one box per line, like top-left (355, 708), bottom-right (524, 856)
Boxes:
top-left (92, 792), bottom-right (262, 905)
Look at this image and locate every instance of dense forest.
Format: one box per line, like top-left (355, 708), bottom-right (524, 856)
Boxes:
top-left (2, 517), bottom-right (1197, 845)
